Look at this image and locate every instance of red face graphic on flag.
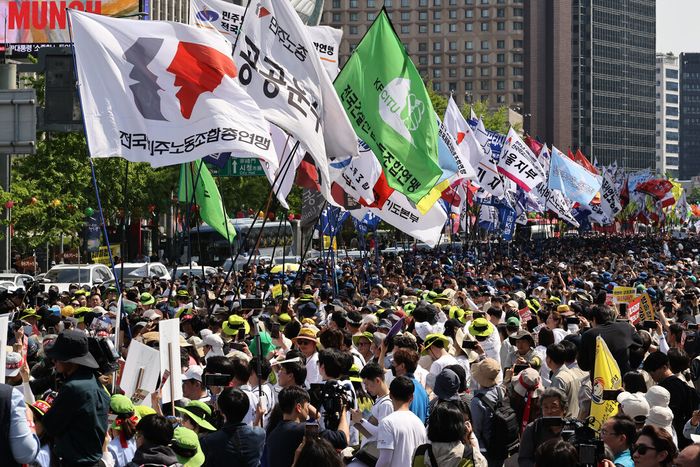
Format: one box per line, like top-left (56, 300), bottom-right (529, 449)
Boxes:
top-left (124, 38), bottom-right (237, 120)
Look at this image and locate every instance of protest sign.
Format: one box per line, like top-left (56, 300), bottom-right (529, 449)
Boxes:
top-left (612, 286), bottom-right (636, 304)
top-left (159, 319), bottom-right (183, 404)
top-left (639, 293), bottom-right (655, 321)
top-left (120, 340), bottom-right (161, 407)
top-left (627, 296), bottom-right (642, 325)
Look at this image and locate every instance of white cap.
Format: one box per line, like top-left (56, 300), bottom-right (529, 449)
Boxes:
top-left (617, 391), bottom-right (650, 422)
top-left (182, 365), bottom-right (203, 382)
top-left (5, 352), bottom-right (22, 378)
top-left (143, 309), bottom-right (162, 321)
top-left (646, 406), bottom-right (674, 437)
top-left (645, 385), bottom-right (671, 408)
top-left (203, 333), bottom-right (224, 349)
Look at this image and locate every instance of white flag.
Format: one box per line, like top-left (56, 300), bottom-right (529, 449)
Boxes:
top-left (69, 10), bottom-right (277, 170)
top-left (233, 0), bottom-right (357, 165)
top-left (497, 128), bottom-right (546, 192)
top-left (190, 0), bottom-right (343, 78)
top-left (329, 141), bottom-right (385, 206)
top-left (261, 125), bottom-right (307, 209)
top-left (532, 146), bottom-right (579, 227)
top-left (462, 110), bottom-right (505, 198)
top-left (352, 191), bottom-right (447, 247)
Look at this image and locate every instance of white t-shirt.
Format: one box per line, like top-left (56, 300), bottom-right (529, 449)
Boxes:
top-left (377, 410), bottom-right (428, 467)
top-left (305, 352), bottom-right (322, 388)
top-left (427, 354), bottom-right (458, 388)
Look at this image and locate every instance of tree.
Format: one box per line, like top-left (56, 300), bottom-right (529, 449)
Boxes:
top-left (688, 187), bottom-right (700, 205)
top-left (427, 86), bottom-right (448, 117)
top-left (469, 100), bottom-right (519, 134)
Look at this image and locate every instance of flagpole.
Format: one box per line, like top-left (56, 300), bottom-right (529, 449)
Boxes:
top-left (120, 160), bottom-right (129, 285)
top-left (292, 202), bottom-right (328, 286)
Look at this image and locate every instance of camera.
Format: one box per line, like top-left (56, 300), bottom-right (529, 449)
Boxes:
top-left (538, 418), bottom-right (605, 466)
top-left (310, 381), bottom-right (352, 430)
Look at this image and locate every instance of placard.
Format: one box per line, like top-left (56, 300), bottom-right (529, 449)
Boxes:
top-left (158, 319), bottom-right (183, 404)
top-left (120, 340), bottom-right (160, 405)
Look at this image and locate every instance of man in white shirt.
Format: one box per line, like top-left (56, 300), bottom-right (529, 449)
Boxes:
top-left (351, 362), bottom-right (394, 444)
top-left (376, 376), bottom-right (427, 467)
top-left (423, 334), bottom-right (457, 389)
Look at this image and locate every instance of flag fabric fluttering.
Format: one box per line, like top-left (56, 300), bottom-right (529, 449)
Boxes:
top-left (178, 161), bottom-right (236, 243)
top-left (589, 336), bottom-right (622, 432)
top-left (548, 146), bottom-right (602, 206)
top-left (334, 9), bottom-right (442, 205)
top-left (233, 0), bottom-right (358, 207)
top-left (497, 128), bottom-right (545, 192)
top-left (69, 10), bottom-right (278, 170)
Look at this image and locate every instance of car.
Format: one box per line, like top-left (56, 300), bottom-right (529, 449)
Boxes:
top-left (172, 265), bottom-right (218, 279)
top-left (0, 273), bottom-right (33, 289)
top-left (222, 255), bottom-right (272, 272)
top-left (41, 264), bottom-right (115, 293)
top-left (113, 262), bottom-right (171, 281)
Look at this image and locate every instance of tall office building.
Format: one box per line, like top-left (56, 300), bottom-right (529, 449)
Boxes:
top-left (324, 0), bottom-right (526, 108)
top-left (655, 53), bottom-right (680, 178)
top-left (149, 0), bottom-right (190, 23)
top-left (524, 0), bottom-right (656, 171)
top-left (680, 53), bottom-right (700, 179)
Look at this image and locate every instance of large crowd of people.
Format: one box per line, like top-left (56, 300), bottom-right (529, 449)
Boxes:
top-left (4, 234), bottom-right (700, 466)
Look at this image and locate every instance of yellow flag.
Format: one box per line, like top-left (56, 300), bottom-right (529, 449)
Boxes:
top-left (590, 336), bottom-right (622, 432)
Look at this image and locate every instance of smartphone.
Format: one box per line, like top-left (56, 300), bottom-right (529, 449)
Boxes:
top-left (688, 323), bottom-right (699, 330)
top-left (241, 298), bottom-right (263, 310)
top-left (237, 328), bottom-right (246, 341)
top-left (270, 322), bottom-right (280, 339)
top-left (513, 363), bottom-right (529, 375)
top-left (602, 389), bottom-right (623, 401)
top-left (565, 316), bottom-right (580, 325)
top-left (642, 320), bottom-right (657, 330)
top-left (462, 340), bottom-right (478, 350)
top-left (539, 416), bottom-right (565, 428)
top-left (619, 303), bottom-right (628, 317)
top-left (230, 341), bottom-right (246, 351)
top-left (305, 422), bottom-right (319, 438)
top-left (280, 299), bottom-right (289, 314)
top-left (203, 373), bottom-right (232, 387)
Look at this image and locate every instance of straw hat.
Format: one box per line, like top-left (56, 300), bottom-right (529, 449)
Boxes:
top-left (472, 358), bottom-right (500, 388)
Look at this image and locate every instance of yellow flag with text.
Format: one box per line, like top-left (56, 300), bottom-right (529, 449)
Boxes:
top-left (590, 336), bottom-right (622, 432)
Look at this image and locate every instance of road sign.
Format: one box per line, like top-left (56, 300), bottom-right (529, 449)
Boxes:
top-left (208, 158), bottom-right (265, 177)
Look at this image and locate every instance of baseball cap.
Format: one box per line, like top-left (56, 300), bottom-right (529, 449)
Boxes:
top-left (182, 365), bottom-right (203, 383)
top-left (5, 352), bottom-right (23, 378)
top-left (617, 391), bottom-right (650, 423)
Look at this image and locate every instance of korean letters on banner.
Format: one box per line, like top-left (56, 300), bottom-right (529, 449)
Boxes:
top-left (497, 128), bottom-right (545, 192)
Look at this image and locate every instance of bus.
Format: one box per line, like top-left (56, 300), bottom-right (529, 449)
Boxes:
top-left (184, 218), bottom-right (301, 266)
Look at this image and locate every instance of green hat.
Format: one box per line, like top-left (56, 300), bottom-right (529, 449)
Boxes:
top-left (134, 405), bottom-right (156, 419)
top-left (298, 293), bottom-right (314, 303)
top-left (222, 314), bottom-right (250, 336)
top-left (175, 401), bottom-right (216, 432)
top-left (468, 318), bottom-right (494, 338)
top-left (173, 426), bottom-right (205, 467)
top-left (140, 292), bottom-right (155, 306)
top-left (278, 313), bottom-right (292, 325)
top-left (73, 289), bottom-right (88, 297)
top-left (74, 306), bottom-right (92, 323)
top-left (110, 394), bottom-right (137, 430)
top-left (421, 333), bottom-right (450, 355)
top-left (403, 303), bottom-right (416, 315)
top-left (20, 308), bottom-right (41, 321)
top-left (250, 332), bottom-right (275, 357)
top-left (176, 289), bottom-right (191, 298)
top-left (351, 332), bottom-right (373, 347)
top-left (448, 306), bottom-right (466, 324)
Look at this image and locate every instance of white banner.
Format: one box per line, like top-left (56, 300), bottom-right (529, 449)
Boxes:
top-left (0, 315), bottom-right (8, 383)
top-left (329, 141), bottom-right (385, 206)
top-left (262, 125), bottom-right (307, 209)
top-left (354, 191), bottom-right (447, 247)
top-left (497, 128), bottom-right (545, 192)
top-left (190, 0), bottom-right (343, 78)
top-left (120, 340), bottom-right (161, 406)
top-left (465, 112), bottom-right (506, 198)
top-left (158, 319), bottom-right (183, 404)
top-left (531, 146), bottom-right (579, 227)
top-left (70, 10), bottom-right (278, 170)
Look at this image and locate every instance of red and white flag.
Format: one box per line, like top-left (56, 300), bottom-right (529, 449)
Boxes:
top-left (69, 10), bottom-right (278, 170)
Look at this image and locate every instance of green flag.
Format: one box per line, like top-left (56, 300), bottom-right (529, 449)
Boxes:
top-left (334, 9), bottom-right (442, 205)
top-left (178, 161), bottom-right (236, 243)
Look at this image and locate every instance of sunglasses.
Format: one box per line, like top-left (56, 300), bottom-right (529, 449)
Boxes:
top-left (632, 444), bottom-right (658, 455)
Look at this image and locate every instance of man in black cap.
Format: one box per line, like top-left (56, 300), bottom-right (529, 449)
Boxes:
top-left (41, 330), bottom-right (110, 466)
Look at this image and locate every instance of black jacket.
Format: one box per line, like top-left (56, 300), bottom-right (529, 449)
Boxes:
top-left (577, 322), bottom-right (642, 376)
top-left (126, 444), bottom-right (182, 467)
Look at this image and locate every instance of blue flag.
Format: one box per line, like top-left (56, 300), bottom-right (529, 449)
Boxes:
top-left (320, 207), bottom-right (349, 236)
top-left (548, 147), bottom-right (602, 206)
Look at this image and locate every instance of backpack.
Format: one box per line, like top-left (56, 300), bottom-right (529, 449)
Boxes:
top-left (412, 443), bottom-right (475, 467)
top-left (475, 387), bottom-right (519, 457)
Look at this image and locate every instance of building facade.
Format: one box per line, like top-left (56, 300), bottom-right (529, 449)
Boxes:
top-left (680, 53), bottom-right (700, 179)
top-left (655, 53), bottom-right (680, 178)
top-left (324, 0), bottom-right (525, 108)
top-left (525, 0), bottom-right (656, 172)
top-left (148, 0), bottom-right (190, 23)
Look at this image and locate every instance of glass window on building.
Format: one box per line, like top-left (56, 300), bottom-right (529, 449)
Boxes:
top-left (513, 80), bottom-right (523, 89)
top-left (434, 24), bottom-right (441, 32)
top-left (667, 94), bottom-right (678, 104)
top-left (513, 67), bottom-right (523, 76)
top-left (497, 40), bottom-right (505, 49)
top-left (434, 55), bottom-right (442, 64)
top-left (385, 0), bottom-right (392, 6)
top-left (349, 0), bottom-right (358, 7)
top-left (513, 39), bottom-right (523, 48)
top-left (465, 23), bottom-right (473, 31)
top-left (465, 54), bottom-right (474, 63)
top-left (449, 55), bottom-right (458, 64)
top-left (449, 82), bottom-right (457, 92)
top-left (434, 10), bottom-right (441, 19)
top-left (465, 40), bottom-right (473, 49)
top-left (513, 7), bottom-right (523, 16)
top-left (419, 0), bottom-right (428, 6)
top-left (332, 13), bottom-right (341, 22)
top-left (401, 11), bottom-right (410, 20)
top-left (666, 144), bottom-right (679, 153)
top-left (666, 119), bottom-right (679, 128)
top-left (401, 24), bottom-right (410, 34)
top-left (449, 41), bottom-right (457, 50)
top-left (497, 95), bottom-right (506, 103)
top-left (481, 80), bottom-right (490, 90)
top-left (666, 106), bottom-right (679, 116)
top-left (481, 67), bottom-right (490, 76)
top-left (481, 40), bottom-right (489, 49)
top-left (332, 0), bottom-right (341, 8)
top-left (496, 7), bottom-right (505, 17)
top-left (512, 53), bottom-right (523, 63)
top-left (465, 81), bottom-right (473, 90)
top-left (419, 11), bottom-right (428, 20)
top-left (465, 67), bottom-right (474, 77)
top-left (401, 0), bottom-right (410, 6)
top-left (513, 21), bottom-right (523, 30)
top-left (449, 23), bottom-right (457, 32)
top-left (419, 55), bottom-right (428, 65)
top-left (367, 0), bottom-right (375, 6)
top-left (465, 9), bottom-right (473, 17)
top-left (481, 0), bottom-right (489, 4)
top-left (497, 53), bottom-right (505, 63)
top-left (497, 66), bottom-right (505, 76)
top-left (481, 8), bottom-right (489, 17)
top-left (497, 80), bottom-right (505, 90)
top-left (434, 0), bottom-right (442, 5)
top-left (497, 22), bottom-right (505, 31)
top-left (449, 9), bottom-right (457, 19)
top-left (433, 82), bottom-right (442, 91)
top-left (350, 25), bottom-right (358, 34)
top-left (667, 132), bottom-right (679, 141)
top-left (450, 0), bottom-right (457, 5)
top-left (449, 68), bottom-right (457, 77)
top-left (481, 22), bottom-right (489, 31)
top-left (419, 42), bottom-right (428, 51)
top-left (350, 12), bottom-right (358, 21)
top-left (481, 54), bottom-right (489, 63)
top-left (420, 24), bottom-right (428, 33)
top-left (666, 81), bottom-right (679, 91)
top-left (433, 69), bottom-right (442, 78)
top-left (666, 69), bottom-right (678, 79)
top-left (434, 41), bottom-right (442, 50)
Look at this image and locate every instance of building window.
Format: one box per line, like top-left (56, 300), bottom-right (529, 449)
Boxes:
top-left (449, 54), bottom-right (458, 64)
top-left (434, 0), bottom-right (441, 5)
top-left (401, 11), bottom-right (410, 20)
top-left (401, 24), bottom-right (410, 34)
top-left (513, 39), bottom-right (523, 48)
top-left (666, 119), bottom-right (679, 128)
top-left (449, 68), bottom-right (457, 77)
top-left (419, 55), bottom-right (428, 65)
top-left (465, 41), bottom-right (473, 49)
top-left (481, 0), bottom-right (489, 3)
top-left (497, 22), bottom-right (505, 30)
top-left (481, 22), bottom-right (489, 31)
top-left (349, 12), bottom-right (358, 21)
top-left (666, 144), bottom-right (679, 153)
top-left (433, 69), bottom-right (442, 78)
top-left (419, 42), bottom-right (428, 51)
top-left (666, 69), bottom-right (678, 79)
top-left (449, 82), bottom-right (457, 92)
top-left (496, 53), bottom-right (505, 63)
top-left (465, 54), bottom-right (474, 63)
top-left (433, 55), bottom-right (442, 64)
top-left (349, 25), bottom-right (359, 34)
top-left (481, 8), bottom-right (489, 17)
top-left (497, 80), bottom-right (505, 90)
top-left (513, 21), bottom-right (523, 30)
top-left (465, 23), bottom-right (473, 31)
top-left (434, 23), bottom-right (441, 32)
top-left (496, 7), bottom-right (505, 17)
top-left (481, 40), bottom-right (489, 49)
top-left (433, 10), bottom-right (441, 19)
top-left (512, 53), bottom-right (523, 63)
top-left (419, 24), bottom-right (428, 33)
top-left (513, 80), bottom-right (523, 89)
top-left (465, 67), bottom-right (474, 76)
top-left (419, 11), bottom-right (427, 20)
top-left (497, 95), bottom-right (506, 104)
top-left (465, 9), bottom-right (474, 18)
top-left (433, 81), bottom-right (442, 91)
top-left (496, 66), bottom-right (505, 76)
top-left (667, 94), bottom-right (678, 104)
top-left (481, 54), bottom-right (489, 63)
top-left (666, 106), bottom-right (679, 116)
top-left (401, 0), bottom-right (409, 6)
top-left (666, 81), bottom-right (679, 91)
top-left (450, 0), bottom-right (457, 4)
top-left (419, 0), bottom-right (428, 6)
top-left (449, 9), bottom-right (457, 19)
top-left (481, 80), bottom-right (490, 90)
top-left (667, 132), bottom-right (679, 141)
top-left (513, 67), bottom-right (523, 76)
top-left (367, 0), bottom-right (376, 6)
top-left (332, 13), bottom-right (341, 22)
top-left (385, 0), bottom-right (392, 6)
top-left (512, 7), bottom-right (523, 16)
top-left (465, 81), bottom-right (473, 90)
top-left (481, 67), bottom-right (490, 76)
top-left (433, 41), bottom-right (442, 51)
top-left (449, 41), bottom-right (457, 50)
top-left (349, 0), bottom-right (358, 7)
top-left (497, 40), bottom-right (505, 49)
top-left (332, 0), bottom-right (341, 7)
top-left (449, 24), bottom-right (457, 32)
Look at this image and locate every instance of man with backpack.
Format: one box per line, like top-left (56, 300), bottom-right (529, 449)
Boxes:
top-left (470, 358), bottom-right (519, 467)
